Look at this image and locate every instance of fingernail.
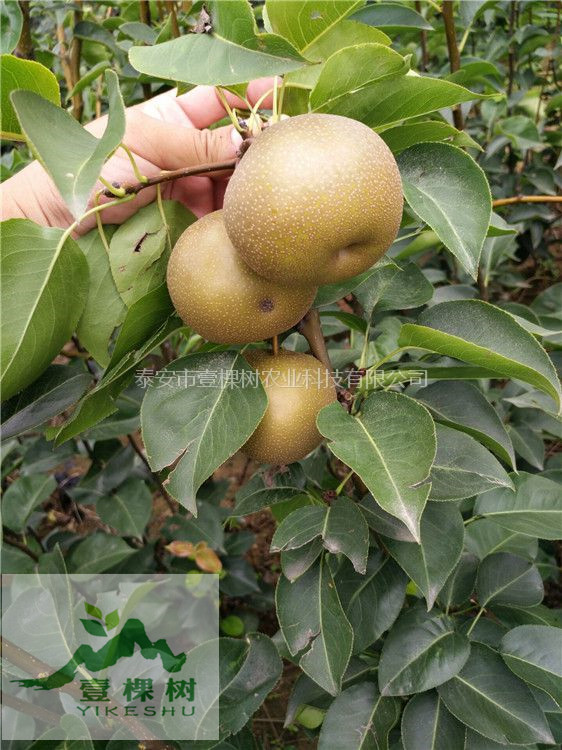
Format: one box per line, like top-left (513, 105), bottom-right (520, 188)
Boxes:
top-left (231, 128), bottom-right (243, 149)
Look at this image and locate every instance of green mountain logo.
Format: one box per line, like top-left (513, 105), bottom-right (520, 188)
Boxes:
top-left (12, 602), bottom-right (186, 691)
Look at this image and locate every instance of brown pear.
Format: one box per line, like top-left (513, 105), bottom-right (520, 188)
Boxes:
top-left (223, 113), bottom-right (403, 286)
top-left (242, 349), bottom-right (337, 464)
top-left (166, 211), bottom-right (316, 344)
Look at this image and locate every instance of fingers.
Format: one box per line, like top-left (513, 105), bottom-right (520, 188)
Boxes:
top-left (137, 77), bottom-right (279, 129)
top-left (120, 109), bottom-right (242, 170)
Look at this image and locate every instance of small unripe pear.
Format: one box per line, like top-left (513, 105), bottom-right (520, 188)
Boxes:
top-left (223, 113), bottom-right (403, 286)
top-left (242, 350), bottom-right (336, 465)
top-left (166, 211), bottom-right (316, 344)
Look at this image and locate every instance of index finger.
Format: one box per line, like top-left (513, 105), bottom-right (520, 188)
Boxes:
top-left (137, 78), bottom-right (278, 129)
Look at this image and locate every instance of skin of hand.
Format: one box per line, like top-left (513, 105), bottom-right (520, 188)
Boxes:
top-left (0, 79), bottom-right (274, 235)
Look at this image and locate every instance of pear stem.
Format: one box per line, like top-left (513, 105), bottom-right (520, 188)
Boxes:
top-left (271, 334), bottom-right (280, 356)
top-left (298, 309), bottom-right (332, 372)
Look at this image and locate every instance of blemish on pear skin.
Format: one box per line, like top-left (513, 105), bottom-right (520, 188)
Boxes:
top-left (259, 298), bottom-right (275, 312)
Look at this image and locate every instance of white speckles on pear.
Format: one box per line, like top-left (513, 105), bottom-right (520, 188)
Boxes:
top-left (166, 211), bottom-right (316, 344)
top-left (223, 113), bottom-right (403, 285)
top-left (241, 350), bottom-right (337, 465)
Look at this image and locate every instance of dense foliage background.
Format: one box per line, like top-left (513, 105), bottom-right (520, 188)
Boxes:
top-left (1, 1), bottom-right (561, 748)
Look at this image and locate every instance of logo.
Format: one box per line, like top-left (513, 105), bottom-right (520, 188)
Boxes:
top-left (2, 574), bottom-right (219, 741)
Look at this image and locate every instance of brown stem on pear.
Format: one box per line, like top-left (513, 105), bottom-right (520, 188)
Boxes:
top-left (101, 158), bottom-right (237, 198)
top-left (271, 334), bottom-right (279, 356)
top-left (297, 309), bottom-right (332, 372)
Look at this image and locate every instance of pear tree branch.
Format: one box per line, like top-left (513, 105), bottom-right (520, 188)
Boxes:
top-left (492, 194), bottom-right (562, 207)
top-left (101, 158), bottom-right (238, 198)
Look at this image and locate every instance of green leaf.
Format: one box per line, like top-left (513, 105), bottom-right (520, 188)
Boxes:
top-left (318, 392), bottom-right (436, 541)
top-left (76, 226), bottom-right (125, 366)
top-left (310, 43), bottom-right (409, 112)
top-left (271, 505), bottom-right (327, 551)
top-left (129, 0), bottom-right (305, 86)
top-left (381, 120), bottom-right (480, 154)
top-left (281, 538), bottom-right (324, 582)
top-left (352, 2), bottom-right (434, 30)
top-left (107, 282), bottom-right (174, 370)
top-left (10, 70), bottom-right (125, 218)
top-left (440, 553), bottom-right (479, 610)
top-left (402, 691), bottom-right (466, 750)
top-left (84, 602), bottom-right (103, 620)
top-left (429, 424), bottom-right (513, 501)
top-left (141, 352), bottom-right (267, 514)
top-left (335, 551), bottom-right (407, 653)
top-left (465, 519), bottom-right (538, 561)
top-left (2, 474), bottom-right (56, 532)
top-left (105, 609), bottom-right (120, 630)
top-left (97, 478), bottom-right (152, 538)
top-left (378, 605), bottom-right (470, 696)
top-left (464, 729), bottom-right (539, 750)
top-left (1, 365), bottom-right (91, 439)
top-left (303, 19), bottom-right (391, 61)
top-left (68, 533), bottom-right (136, 573)
top-left (66, 60), bottom-right (112, 100)
top-left (476, 552), bottom-right (543, 608)
top-left (52, 314), bottom-right (182, 444)
top-left (385, 502), bottom-right (464, 610)
top-left (1, 54), bottom-right (60, 141)
top-left (73, 20), bottom-right (121, 55)
top-left (311, 73), bottom-right (489, 129)
top-left (234, 464), bottom-right (306, 515)
top-left (80, 618), bottom-right (107, 637)
top-left (322, 497), bottom-right (369, 573)
top-left (474, 475), bottom-right (562, 540)
top-left (492, 604), bottom-right (562, 629)
top-left (398, 143), bottom-right (491, 278)
top-left (266, 0), bottom-right (363, 53)
top-left (1, 544), bottom-right (35, 573)
top-left (353, 259), bottom-right (434, 318)
top-left (437, 642), bottom-right (554, 745)
top-left (0, 220), bottom-right (88, 401)
top-left (218, 633), bottom-right (282, 738)
top-left (509, 423), bottom-right (545, 469)
top-left (416, 381), bottom-right (515, 469)
top-left (108, 201), bottom-right (195, 307)
top-left (272, 497), bottom-right (369, 574)
top-left (359, 494), bottom-right (415, 541)
top-left (501, 626), bottom-right (562, 709)
top-left (0, 3), bottom-right (23, 55)
top-left (399, 300), bottom-right (562, 409)
top-left (276, 557), bottom-right (353, 695)
top-left (318, 681), bottom-right (400, 750)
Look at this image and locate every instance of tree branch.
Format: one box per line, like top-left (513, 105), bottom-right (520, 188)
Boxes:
top-left (442, 0), bottom-right (464, 130)
top-left (492, 195), bottom-right (562, 207)
top-left (128, 432), bottom-right (176, 512)
top-left (102, 158), bottom-right (237, 198)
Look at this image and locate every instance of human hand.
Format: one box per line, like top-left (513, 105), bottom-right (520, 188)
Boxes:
top-left (0, 79), bottom-right (274, 235)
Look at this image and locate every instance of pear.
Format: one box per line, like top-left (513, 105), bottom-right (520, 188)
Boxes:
top-left (223, 113), bottom-right (403, 286)
top-left (242, 349), bottom-right (336, 464)
top-left (166, 211), bottom-right (316, 344)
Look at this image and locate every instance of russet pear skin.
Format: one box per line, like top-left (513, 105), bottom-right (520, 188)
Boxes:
top-left (166, 211), bottom-right (316, 344)
top-left (223, 113), bottom-right (403, 286)
top-left (242, 349), bottom-right (337, 464)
